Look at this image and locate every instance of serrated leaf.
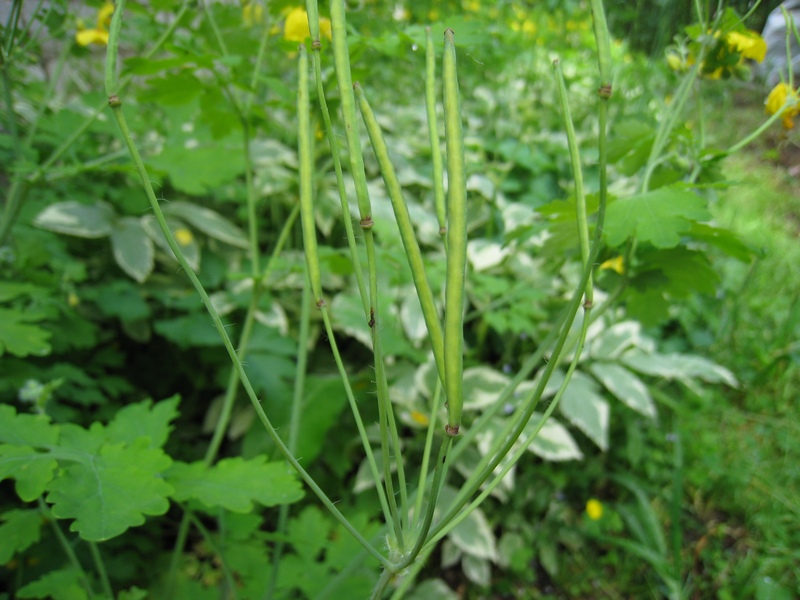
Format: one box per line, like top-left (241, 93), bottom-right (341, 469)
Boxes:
top-left (0, 308), bottom-right (52, 357)
top-left (286, 506), bottom-right (328, 562)
top-left (604, 186), bottom-right (710, 248)
top-left (111, 217), bottom-right (154, 283)
top-left (162, 201), bottom-right (248, 248)
top-left (17, 568), bottom-right (88, 600)
top-left (463, 366), bottom-right (510, 410)
top-left (621, 350), bottom-right (737, 387)
top-left (0, 445), bottom-right (58, 501)
top-left (0, 405), bottom-right (58, 446)
top-left (589, 362), bottom-right (657, 418)
top-left (33, 201), bottom-right (115, 238)
top-left (105, 396), bottom-right (180, 449)
top-left (524, 414), bottom-right (584, 461)
top-left (46, 439), bottom-right (173, 541)
top-left (559, 371), bottom-right (610, 451)
top-left (167, 456), bottom-right (303, 512)
top-left (0, 509), bottom-right (43, 563)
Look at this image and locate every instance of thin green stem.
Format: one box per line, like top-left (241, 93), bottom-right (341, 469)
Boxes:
top-left (88, 542), bottom-right (113, 600)
top-left (266, 273), bottom-right (312, 599)
top-left (38, 498), bottom-right (95, 599)
top-left (106, 45), bottom-right (387, 576)
top-left (312, 48), bottom-right (369, 314)
top-left (413, 381), bottom-right (442, 530)
top-left (166, 507), bottom-right (192, 598)
top-left (187, 512), bottom-right (237, 598)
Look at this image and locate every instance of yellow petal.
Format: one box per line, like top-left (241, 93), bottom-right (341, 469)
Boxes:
top-left (409, 410), bottom-right (430, 426)
top-left (174, 228), bottom-right (194, 246)
top-left (76, 27), bottom-right (109, 46)
top-left (243, 3), bottom-right (264, 27)
top-left (284, 7), bottom-right (310, 42)
top-left (726, 30), bottom-right (767, 63)
top-left (319, 16), bottom-right (332, 41)
top-left (599, 256), bottom-right (624, 275)
top-left (97, 1), bottom-right (115, 29)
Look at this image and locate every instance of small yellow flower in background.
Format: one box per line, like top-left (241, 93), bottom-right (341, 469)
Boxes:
top-left (242, 1), bottom-right (264, 27)
top-left (174, 228), bottom-right (194, 246)
top-left (428, 8), bottom-right (440, 21)
top-left (725, 30), bottom-right (767, 63)
top-left (67, 292), bottom-right (80, 307)
top-left (766, 82), bottom-right (800, 129)
top-left (76, 1), bottom-right (114, 47)
top-left (586, 498), bottom-right (603, 521)
top-left (284, 7), bottom-right (332, 42)
top-left (463, 0), bottom-right (480, 12)
top-left (600, 256), bottom-right (625, 275)
top-left (409, 410), bottom-right (430, 426)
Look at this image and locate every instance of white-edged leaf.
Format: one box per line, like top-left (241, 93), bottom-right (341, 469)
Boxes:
top-left (34, 201), bottom-right (114, 238)
top-left (111, 218), bottom-right (154, 283)
top-left (463, 366), bottom-right (510, 410)
top-left (559, 371), bottom-right (610, 451)
top-left (406, 579), bottom-right (459, 600)
top-left (589, 362), bottom-right (657, 418)
top-left (590, 320), bottom-right (652, 359)
top-left (414, 360), bottom-right (439, 399)
top-left (467, 239), bottom-right (509, 271)
top-left (440, 539), bottom-right (462, 568)
top-left (162, 201), bottom-right (248, 248)
top-left (524, 413), bottom-right (584, 461)
top-left (621, 350), bottom-right (738, 387)
top-left (437, 486), bottom-right (498, 561)
top-left (140, 215), bottom-right (201, 271)
top-left (462, 554), bottom-right (491, 586)
top-left (400, 292), bottom-right (427, 344)
top-left (352, 450), bottom-right (395, 494)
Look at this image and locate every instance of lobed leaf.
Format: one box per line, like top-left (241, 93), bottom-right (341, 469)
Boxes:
top-left (0, 308), bottom-right (52, 358)
top-left (46, 439), bottom-right (173, 541)
top-left (105, 395), bottom-right (180, 449)
top-left (0, 446), bottom-right (58, 501)
top-left (17, 568), bottom-right (88, 600)
top-left (604, 186), bottom-right (710, 248)
top-left (167, 456), bottom-right (304, 512)
top-left (0, 509), bottom-right (43, 563)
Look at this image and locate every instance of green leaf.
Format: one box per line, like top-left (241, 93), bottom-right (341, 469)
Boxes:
top-left (589, 321), bottom-right (650, 360)
top-left (589, 362), bottom-right (657, 418)
top-left (524, 414), bottom-right (584, 461)
top-left (111, 217), bottom-right (154, 283)
top-left (167, 456), bottom-right (304, 512)
top-left (161, 201), bottom-right (248, 248)
top-left (0, 509), bottom-right (43, 563)
top-left (0, 445), bottom-right (58, 501)
top-left (153, 312), bottom-right (223, 348)
top-left (105, 396), bottom-right (180, 449)
top-left (46, 439), bottom-right (173, 541)
top-left (33, 201), bottom-right (115, 238)
top-left (462, 554), bottom-right (491, 586)
top-left (604, 186), bottom-right (711, 248)
top-left (151, 134), bottom-right (245, 195)
top-left (439, 486), bottom-right (497, 561)
top-left (17, 568), bottom-right (88, 600)
top-left (559, 371), bottom-right (610, 451)
top-left (0, 405), bottom-right (58, 446)
top-left (0, 308), bottom-right (52, 357)
top-left (687, 222), bottom-right (754, 261)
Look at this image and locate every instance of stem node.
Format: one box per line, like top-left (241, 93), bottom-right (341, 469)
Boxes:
top-left (108, 95), bottom-right (121, 107)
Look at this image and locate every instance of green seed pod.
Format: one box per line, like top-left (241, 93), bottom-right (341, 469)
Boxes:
top-left (443, 28), bottom-right (466, 436)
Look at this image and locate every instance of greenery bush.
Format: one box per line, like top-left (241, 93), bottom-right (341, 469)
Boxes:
top-left (1, 0), bottom-right (798, 598)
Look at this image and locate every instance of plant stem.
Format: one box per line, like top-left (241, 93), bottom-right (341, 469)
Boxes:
top-left (38, 498), bottom-right (95, 599)
top-left (106, 8), bottom-right (387, 569)
top-left (425, 27), bottom-right (447, 236)
top-left (88, 542), bottom-right (113, 600)
top-left (266, 272), bottom-right (312, 599)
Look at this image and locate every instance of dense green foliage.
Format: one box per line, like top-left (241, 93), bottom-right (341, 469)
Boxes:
top-left (1, 0), bottom-right (798, 598)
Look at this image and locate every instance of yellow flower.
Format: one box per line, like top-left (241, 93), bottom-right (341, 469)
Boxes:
top-left (76, 1), bottom-right (114, 47)
top-left (766, 82), bottom-right (800, 129)
top-left (599, 256), bottom-right (624, 275)
top-left (409, 410), bottom-right (429, 426)
top-left (463, 0), bottom-right (480, 12)
top-left (666, 51), bottom-right (685, 72)
top-left (284, 7), bottom-right (332, 42)
top-left (586, 498), bottom-right (603, 521)
top-left (68, 292), bottom-right (80, 307)
top-left (242, 2), bottom-right (264, 27)
top-left (174, 228), bottom-right (194, 246)
top-left (725, 30), bottom-right (767, 63)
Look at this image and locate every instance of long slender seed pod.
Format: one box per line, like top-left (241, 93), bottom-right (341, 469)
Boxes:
top-left (297, 45), bottom-right (324, 304)
top-left (305, 0), bottom-right (320, 43)
top-left (554, 60), bottom-right (593, 306)
top-left (588, 0), bottom-right (612, 91)
top-left (425, 27), bottom-right (447, 236)
top-left (442, 28), bottom-right (467, 436)
top-left (354, 83), bottom-right (446, 387)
